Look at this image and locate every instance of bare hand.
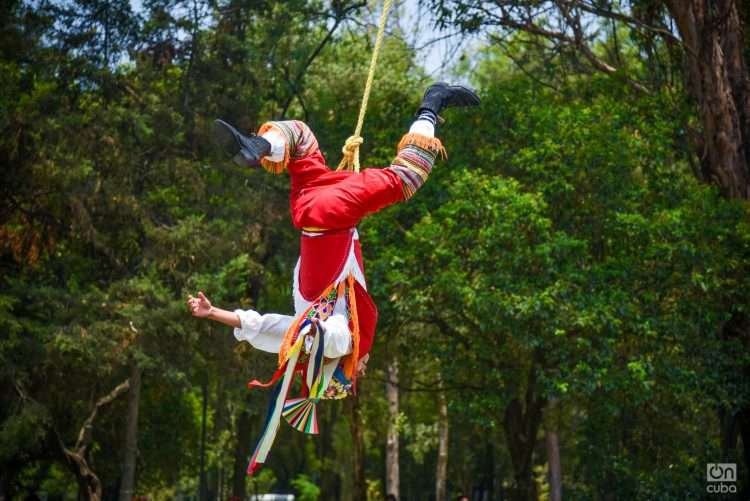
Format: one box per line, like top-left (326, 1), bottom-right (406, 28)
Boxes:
top-left (187, 291), bottom-right (212, 318)
top-left (357, 353), bottom-right (370, 377)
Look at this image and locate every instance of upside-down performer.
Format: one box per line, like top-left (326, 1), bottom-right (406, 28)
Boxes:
top-left (187, 83), bottom-right (479, 474)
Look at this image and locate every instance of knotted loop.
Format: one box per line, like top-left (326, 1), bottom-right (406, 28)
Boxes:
top-left (336, 0), bottom-right (393, 173)
top-left (336, 135), bottom-right (364, 172)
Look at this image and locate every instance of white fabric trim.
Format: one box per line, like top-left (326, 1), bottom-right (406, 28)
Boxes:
top-left (333, 240), bottom-right (367, 290)
top-left (252, 342), bottom-right (301, 464)
top-left (409, 119), bottom-right (435, 137)
top-left (292, 258), bottom-right (311, 314)
top-left (319, 359), bottom-right (339, 394)
top-left (306, 329), bottom-right (321, 388)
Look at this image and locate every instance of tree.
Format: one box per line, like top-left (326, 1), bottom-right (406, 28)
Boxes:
top-left (424, 0), bottom-right (750, 489)
top-left (61, 380), bottom-right (131, 501)
top-left (369, 59), bottom-right (750, 497)
top-left (427, 0), bottom-right (750, 199)
top-left (385, 353), bottom-right (400, 499)
top-left (4, 0), bottom-right (750, 496)
top-left (118, 360), bottom-right (141, 501)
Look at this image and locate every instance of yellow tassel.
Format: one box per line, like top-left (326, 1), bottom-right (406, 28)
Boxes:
top-left (397, 133), bottom-right (447, 159)
top-left (278, 308), bottom-right (307, 368)
top-left (342, 274), bottom-right (360, 380)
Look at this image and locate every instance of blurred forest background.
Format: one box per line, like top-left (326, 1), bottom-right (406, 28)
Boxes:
top-left (2, 0), bottom-right (750, 499)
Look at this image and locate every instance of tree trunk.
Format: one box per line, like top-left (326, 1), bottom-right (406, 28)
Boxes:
top-left (718, 407), bottom-right (739, 463)
top-left (386, 357), bottom-right (400, 500)
top-left (320, 401), bottom-right (341, 500)
top-left (544, 399), bottom-right (562, 501)
top-left (211, 377), bottom-right (227, 500)
top-left (665, 1), bottom-right (750, 485)
top-left (64, 450), bottom-right (103, 501)
top-left (665, 0), bottom-right (750, 199)
top-left (435, 381), bottom-right (449, 501)
top-left (0, 470), bottom-right (7, 501)
top-left (0, 467), bottom-right (15, 501)
top-left (737, 406), bottom-right (750, 501)
top-left (199, 377), bottom-right (209, 501)
top-left (62, 379), bottom-right (130, 501)
top-left (232, 406), bottom-right (253, 499)
top-left (718, 312), bottom-right (750, 485)
top-left (119, 362), bottom-right (142, 501)
top-left (503, 367), bottom-right (545, 501)
top-left (347, 393), bottom-right (367, 501)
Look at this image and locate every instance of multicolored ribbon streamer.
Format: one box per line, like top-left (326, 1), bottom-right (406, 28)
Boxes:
top-left (282, 398), bottom-right (319, 434)
top-left (247, 277), bottom-right (358, 476)
top-left (247, 336), bottom-right (304, 475)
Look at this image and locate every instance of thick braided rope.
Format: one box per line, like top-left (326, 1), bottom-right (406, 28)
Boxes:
top-left (337, 0), bottom-right (394, 172)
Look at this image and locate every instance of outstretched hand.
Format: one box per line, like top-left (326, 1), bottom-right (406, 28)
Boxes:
top-left (187, 291), bottom-right (212, 318)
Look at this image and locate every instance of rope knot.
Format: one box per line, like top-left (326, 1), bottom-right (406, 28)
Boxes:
top-left (336, 0), bottom-right (393, 173)
top-left (336, 135), bottom-right (364, 172)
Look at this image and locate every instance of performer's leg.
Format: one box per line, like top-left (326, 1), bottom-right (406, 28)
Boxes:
top-left (212, 119), bottom-right (323, 172)
top-left (295, 84), bottom-right (480, 229)
top-left (387, 82), bottom-right (480, 199)
top-left (296, 168), bottom-right (406, 229)
top-left (213, 119), bottom-right (272, 168)
top-left (257, 120), bottom-right (323, 173)
top-left (295, 123), bottom-right (443, 229)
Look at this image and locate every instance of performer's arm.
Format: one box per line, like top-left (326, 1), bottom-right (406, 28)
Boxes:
top-left (187, 291), bottom-right (352, 357)
top-left (234, 309), bottom-right (353, 357)
top-left (187, 292), bottom-right (289, 352)
top-left (233, 309), bottom-right (293, 353)
top-left (320, 295), bottom-right (354, 358)
top-left (187, 292), bottom-right (241, 327)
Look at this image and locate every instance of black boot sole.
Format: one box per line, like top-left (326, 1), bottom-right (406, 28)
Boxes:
top-left (213, 119), bottom-right (270, 168)
top-left (424, 82), bottom-right (481, 108)
top-left (213, 119), bottom-right (243, 158)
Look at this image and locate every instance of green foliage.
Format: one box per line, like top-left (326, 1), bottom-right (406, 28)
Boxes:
top-left (249, 469), bottom-right (278, 495)
top-left (291, 473), bottom-right (320, 501)
top-left (365, 49), bottom-right (750, 497)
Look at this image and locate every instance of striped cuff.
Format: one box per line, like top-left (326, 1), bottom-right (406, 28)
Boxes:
top-left (387, 133), bottom-right (446, 199)
top-left (257, 120), bottom-right (319, 173)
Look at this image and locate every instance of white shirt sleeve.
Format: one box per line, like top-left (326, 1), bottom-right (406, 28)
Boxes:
top-left (233, 309), bottom-right (293, 353)
top-left (318, 293), bottom-right (353, 358)
top-left (319, 314), bottom-right (352, 358)
top-left (232, 304), bottom-right (352, 358)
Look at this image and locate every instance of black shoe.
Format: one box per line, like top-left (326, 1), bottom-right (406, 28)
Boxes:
top-left (213, 119), bottom-right (271, 168)
top-left (417, 82), bottom-right (480, 117)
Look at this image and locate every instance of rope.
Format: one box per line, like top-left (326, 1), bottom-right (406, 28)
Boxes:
top-left (336, 0), bottom-right (394, 172)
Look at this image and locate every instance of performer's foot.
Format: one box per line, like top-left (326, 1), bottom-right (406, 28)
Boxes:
top-left (213, 119), bottom-right (271, 168)
top-left (417, 82), bottom-right (480, 121)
